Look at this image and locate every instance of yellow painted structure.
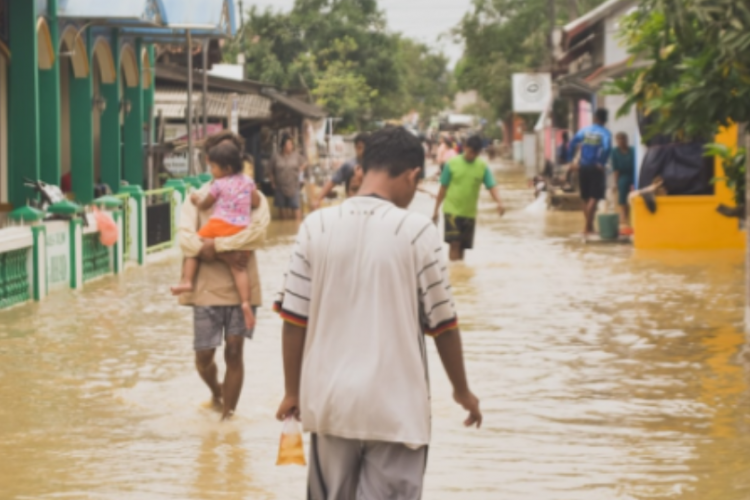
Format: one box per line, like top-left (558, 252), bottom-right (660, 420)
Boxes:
top-left (632, 124), bottom-right (746, 250)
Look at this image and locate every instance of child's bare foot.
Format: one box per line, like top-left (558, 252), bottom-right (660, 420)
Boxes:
top-left (241, 302), bottom-right (256, 330)
top-left (170, 282), bottom-right (194, 296)
top-left (221, 409), bottom-right (235, 421)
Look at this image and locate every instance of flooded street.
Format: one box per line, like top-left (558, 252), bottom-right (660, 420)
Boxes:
top-left (1, 161), bottom-right (749, 500)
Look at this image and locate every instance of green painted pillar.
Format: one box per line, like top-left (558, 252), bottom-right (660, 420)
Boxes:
top-left (31, 224), bottom-right (48, 301)
top-left (39, 0), bottom-right (61, 187)
top-left (143, 44), bottom-right (156, 141)
top-left (70, 29), bottom-right (94, 204)
top-left (100, 29), bottom-right (121, 193)
top-left (123, 39), bottom-right (144, 188)
top-left (8, 0), bottom-right (41, 208)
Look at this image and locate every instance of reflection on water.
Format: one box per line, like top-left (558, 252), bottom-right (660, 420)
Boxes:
top-left (0, 161), bottom-right (748, 499)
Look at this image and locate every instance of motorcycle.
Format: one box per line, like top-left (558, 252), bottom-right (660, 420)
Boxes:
top-left (23, 177), bottom-right (89, 225)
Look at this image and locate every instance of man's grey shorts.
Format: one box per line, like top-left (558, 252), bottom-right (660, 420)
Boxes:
top-left (193, 306), bottom-right (257, 351)
top-left (308, 433), bottom-right (427, 500)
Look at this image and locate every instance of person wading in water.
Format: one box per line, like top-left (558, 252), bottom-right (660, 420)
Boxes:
top-left (177, 132), bottom-right (270, 421)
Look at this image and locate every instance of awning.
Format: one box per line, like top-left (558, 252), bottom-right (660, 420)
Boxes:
top-left (585, 57), bottom-right (651, 88)
top-left (156, 64), bottom-right (266, 94)
top-left (155, 87), bottom-right (272, 120)
top-left (57, 0), bottom-right (167, 26)
top-left (556, 33), bottom-right (595, 65)
top-left (557, 66), bottom-right (600, 99)
top-left (563, 0), bottom-right (634, 49)
top-left (261, 88), bottom-right (327, 120)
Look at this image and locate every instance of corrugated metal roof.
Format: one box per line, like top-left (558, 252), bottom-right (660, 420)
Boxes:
top-left (262, 88), bottom-right (327, 119)
top-left (155, 87), bottom-right (271, 120)
top-left (563, 0), bottom-right (635, 49)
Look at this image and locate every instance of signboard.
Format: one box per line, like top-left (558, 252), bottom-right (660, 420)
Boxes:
top-left (46, 226), bottom-right (69, 290)
top-left (227, 93), bottom-right (239, 134)
top-left (164, 153), bottom-right (189, 176)
top-left (513, 73), bottom-right (552, 113)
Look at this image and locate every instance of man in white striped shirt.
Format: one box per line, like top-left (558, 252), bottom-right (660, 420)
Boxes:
top-left (275, 127), bottom-right (482, 500)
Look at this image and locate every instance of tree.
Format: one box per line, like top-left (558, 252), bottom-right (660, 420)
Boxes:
top-left (454, 0), bottom-right (606, 134)
top-left (225, 0), bottom-right (453, 128)
top-left (610, 0), bottom-right (750, 140)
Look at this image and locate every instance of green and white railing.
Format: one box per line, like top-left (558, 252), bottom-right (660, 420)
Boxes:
top-left (0, 178), bottom-right (191, 310)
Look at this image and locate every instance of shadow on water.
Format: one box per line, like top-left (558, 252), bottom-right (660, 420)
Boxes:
top-left (0, 160), bottom-right (747, 499)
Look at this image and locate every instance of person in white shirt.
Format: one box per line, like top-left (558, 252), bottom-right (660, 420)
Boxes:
top-left (274, 127), bottom-right (482, 500)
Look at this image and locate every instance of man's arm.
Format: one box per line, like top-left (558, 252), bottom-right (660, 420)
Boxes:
top-left (599, 132), bottom-right (613, 168)
top-left (177, 188), bottom-right (205, 259)
top-left (214, 192), bottom-right (271, 253)
top-left (434, 329), bottom-right (482, 428)
top-left (312, 180), bottom-right (336, 210)
top-left (432, 166), bottom-right (452, 223)
top-left (195, 193), bottom-right (217, 211)
top-left (568, 130), bottom-right (583, 161)
top-left (484, 168), bottom-right (505, 216)
top-left (489, 186), bottom-right (505, 216)
top-left (433, 185), bottom-right (448, 223)
top-left (314, 163), bottom-right (351, 209)
top-left (276, 322), bottom-right (307, 420)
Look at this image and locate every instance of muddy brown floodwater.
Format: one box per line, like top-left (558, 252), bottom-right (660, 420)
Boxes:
top-left (1, 161), bottom-right (749, 500)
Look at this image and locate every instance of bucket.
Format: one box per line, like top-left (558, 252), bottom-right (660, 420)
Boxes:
top-left (598, 213), bottom-right (620, 240)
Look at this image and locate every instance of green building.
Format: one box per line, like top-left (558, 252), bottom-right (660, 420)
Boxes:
top-left (0, 0), bottom-right (236, 209)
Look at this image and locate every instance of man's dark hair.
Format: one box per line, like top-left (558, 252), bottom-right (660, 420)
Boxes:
top-left (280, 133), bottom-right (293, 150)
top-left (354, 133), bottom-right (369, 146)
top-left (362, 127), bottom-right (424, 177)
top-left (465, 135), bottom-right (484, 153)
top-left (208, 141), bottom-right (243, 174)
top-left (594, 108), bottom-right (609, 125)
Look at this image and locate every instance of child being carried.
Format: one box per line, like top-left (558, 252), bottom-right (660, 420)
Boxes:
top-left (171, 141), bottom-right (260, 329)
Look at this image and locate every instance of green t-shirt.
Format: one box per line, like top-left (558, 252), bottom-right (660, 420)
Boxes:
top-left (440, 155), bottom-right (497, 218)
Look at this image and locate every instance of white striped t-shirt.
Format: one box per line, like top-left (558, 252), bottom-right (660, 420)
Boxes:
top-left (275, 196), bottom-right (457, 446)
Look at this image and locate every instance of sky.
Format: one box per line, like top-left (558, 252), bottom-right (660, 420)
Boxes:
top-left (239, 0), bottom-right (474, 66)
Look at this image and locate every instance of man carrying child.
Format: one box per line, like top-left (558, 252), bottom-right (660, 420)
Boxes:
top-left (177, 132), bottom-right (269, 421)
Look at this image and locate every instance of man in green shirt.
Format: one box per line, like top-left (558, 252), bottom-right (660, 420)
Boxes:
top-left (432, 136), bottom-right (505, 261)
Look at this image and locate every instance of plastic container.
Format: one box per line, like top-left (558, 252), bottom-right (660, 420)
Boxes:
top-left (598, 213), bottom-right (620, 241)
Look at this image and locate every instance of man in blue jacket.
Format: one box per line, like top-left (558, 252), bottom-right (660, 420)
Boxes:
top-left (569, 108), bottom-right (612, 235)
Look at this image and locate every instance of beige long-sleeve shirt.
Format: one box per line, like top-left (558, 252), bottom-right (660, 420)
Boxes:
top-left (178, 184), bottom-right (270, 308)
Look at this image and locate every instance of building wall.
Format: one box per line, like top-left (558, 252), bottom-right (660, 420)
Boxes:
top-left (604, 3), bottom-right (634, 65)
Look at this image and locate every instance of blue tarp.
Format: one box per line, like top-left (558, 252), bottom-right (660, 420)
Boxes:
top-left (160, 0), bottom-right (235, 33)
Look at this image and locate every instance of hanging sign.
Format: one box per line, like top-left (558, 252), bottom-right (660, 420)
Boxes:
top-left (228, 93), bottom-right (239, 134)
top-left (513, 73), bottom-right (552, 113)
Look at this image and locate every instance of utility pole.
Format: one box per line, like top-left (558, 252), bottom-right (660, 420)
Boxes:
top-left (548, 0), bottom-right (557, 70)
top-left (745, 127), bottom-right (750, 335)
top-left (568, 0), bottom-right (579, 20)
top-left (186, 30), bottom-right (194, 176)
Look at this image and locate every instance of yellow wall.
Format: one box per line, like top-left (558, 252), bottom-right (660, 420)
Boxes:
top-left (632, 124), bottom-right (746, 250)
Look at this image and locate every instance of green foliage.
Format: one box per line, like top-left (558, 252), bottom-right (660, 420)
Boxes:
top-left (611, 0), bottom-right (750, 140)
top-left (311, 38), bottom-right (378, 128)
top-left (705, 143), bottom-right (747, 207)
top-left (454, 0), bottom-right (606, 123)
top-left (226, 0), bottom-right (453, 128)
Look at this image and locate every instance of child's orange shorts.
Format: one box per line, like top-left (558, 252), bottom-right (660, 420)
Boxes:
top-left (198, 218), bottom-right (245, 239)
